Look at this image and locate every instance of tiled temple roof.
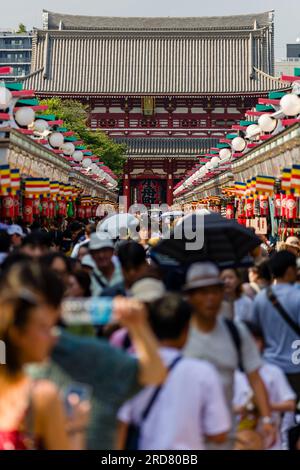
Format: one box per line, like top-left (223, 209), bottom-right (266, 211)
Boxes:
top-left (23, 10), bottom-right (289, 95)
top-left (114, 137), bottom-right (218, 156)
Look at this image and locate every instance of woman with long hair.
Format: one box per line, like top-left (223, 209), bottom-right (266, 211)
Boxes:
top-left (220, 268), bottom-right (254, 322)
top-left (0, 262), bottom-right (71, 450)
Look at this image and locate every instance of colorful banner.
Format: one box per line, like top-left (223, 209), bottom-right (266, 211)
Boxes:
top-left (256, 175), bottom-right (275, 196)
top-left (291, 165), bottom-right (300, 195)
top-left (281, 168), bottom-right (292, 194)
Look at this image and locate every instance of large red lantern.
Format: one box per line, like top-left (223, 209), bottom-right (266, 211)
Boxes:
top-left (274, 194), bottom-right (282, 218)
top-left (78, 206), bottom-right (85, 219)
top-left (13, 195), bottom-right (20, 218)
top-left (23, 198), bottom-right (34, 224)
top-left (33, 197), bottom-right (40, 216)
top-left (1, 195), bottom-right (14, 219)
top-left (259, 196), bottom-right (269, 217)
top-left (246, 199), bottom-right (254, 219)
top-left (58, 198), bottom-right (66, 217)
top-left (226, 204), bottom-right (234, 219)
top-left (281, 195), bottom-right (287, 218)
top-left (286, 194), bottom-right (297, 220)
top-left (85, 206), bottom-right (92, 219)
top-left (239, 199), bottom-right (246, 218)
top-left (48, 200), bottom-right (55, 219)
top-left (92, 205), bottom-right (98, 217)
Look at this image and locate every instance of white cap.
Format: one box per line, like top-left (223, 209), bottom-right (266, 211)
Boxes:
top-left (81, 255), bottom-right (96, 269)
top-left (7, 224), bottom-right (25, 237)
top-left (183, 262), bottom-right (223, 292)
top-left (89, 233), bottom-right (114, 251)
top-left (130, 278), bottom-right (166, 302)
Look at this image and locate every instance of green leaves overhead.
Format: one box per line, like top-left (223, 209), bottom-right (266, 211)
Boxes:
top-left (40, 98), bottom-right (126, 175)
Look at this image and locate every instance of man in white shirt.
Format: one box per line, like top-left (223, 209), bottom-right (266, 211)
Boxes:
top-left (89, 233), bottom-right (123, 296)
top-left (183, 262), bottom-right (276, 448)
top-left (117, 294), bottom-right (231, 450)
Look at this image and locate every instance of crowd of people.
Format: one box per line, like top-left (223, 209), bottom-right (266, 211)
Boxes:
top-left (0, 216), bottom-right (299, 451)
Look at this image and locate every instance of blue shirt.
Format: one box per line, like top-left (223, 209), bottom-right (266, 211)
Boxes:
top-left (252, 284), bottom-right (300, 373)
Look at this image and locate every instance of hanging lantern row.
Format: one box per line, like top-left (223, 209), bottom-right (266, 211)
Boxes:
top-left (0, 164), bottom-right (108, 222)
top-left (174, 69), bottom-right (300, 198)
top-left (0, 82), bottom-right (118, 190)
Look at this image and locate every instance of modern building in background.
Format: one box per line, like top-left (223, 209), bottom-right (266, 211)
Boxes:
top-left (0, 30), bottom-right (33, 80)
top-left (275, 43), bottom-right (300, 77)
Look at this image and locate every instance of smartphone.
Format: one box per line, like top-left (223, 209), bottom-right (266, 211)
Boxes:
top-left (63, 382), bottom-right (93, 417)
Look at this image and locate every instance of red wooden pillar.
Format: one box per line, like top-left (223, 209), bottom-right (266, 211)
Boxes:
top-left (167, 174), bottom-right (173, 207)
top-left (123, 173), bottom-right (130, 211)
top-left (166, 159), bottom-right (174, 207)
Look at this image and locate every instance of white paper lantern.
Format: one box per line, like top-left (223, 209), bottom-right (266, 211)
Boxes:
top-left (258, 114), bottom-right (277, 133)
top-left (206, 162), bottom-right (214, 170)
top-left (82, 158), bottom-right (92, 168)
top-left (49, 132), bottom-right (64, 148)
top-left (211, 156), bottom-right (221, 168)
top-left (72, 150), bottom-right (83, 162)
top-left (33, 119), bottom-right (49, 134)
top-left (246, 124), bottom-right (261, 139)
top-left (232, 136), bottom-right (246, 152)
top-left (61, 142), bottom-right (75, 155)
top-left (219, 148), bottom-right (232, 161)
top-left (15, 107), bottom-right (35, 127)
top-left (91, 163), bottom-right (99, 172)
top-left (0, 87), bottom-right (12, 110)
top-left (280, 94), bottom-right (300, 117)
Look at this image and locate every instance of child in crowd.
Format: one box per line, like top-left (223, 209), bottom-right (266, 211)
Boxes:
top-left (233, 322), bottom-right (296, 450)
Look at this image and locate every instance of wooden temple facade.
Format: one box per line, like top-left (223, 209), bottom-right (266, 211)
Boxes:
top-left (25, 10), bottom-right (287, 206)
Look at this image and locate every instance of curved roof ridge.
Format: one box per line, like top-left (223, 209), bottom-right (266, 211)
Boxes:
top-left (42, 10), bottom-right (274, 31)
top-left (253, 66), bottom-right (291, 84)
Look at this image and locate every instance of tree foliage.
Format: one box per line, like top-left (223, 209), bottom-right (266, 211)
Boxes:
top-left (17, 23), bottom-right (27, 33)
top-left (40, 98), bottom-right (126, 175)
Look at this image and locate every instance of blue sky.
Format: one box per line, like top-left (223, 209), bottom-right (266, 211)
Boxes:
top-left (1, 0), bottom-right (300, 58)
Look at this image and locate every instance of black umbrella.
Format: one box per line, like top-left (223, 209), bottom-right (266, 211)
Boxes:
top-left (153, 211), bottom-right (261, 267)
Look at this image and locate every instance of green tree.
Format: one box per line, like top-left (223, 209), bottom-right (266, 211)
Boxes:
top-left (17, 23), bottom-right (27, 33)
top-left (40, 98), bottom-right (126, 175)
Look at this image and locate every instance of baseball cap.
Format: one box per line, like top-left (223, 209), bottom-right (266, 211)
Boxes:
top-left (182, 262), bottom-right (224, 292)
top-left (81, 254), bottom-right (96, 269)
top-left (285, 236), bottom-right (300, 250)
top-left (89, 233), bottom-right (114, 251)
top-left (130, 278), bottom-right (166, 302)
top-left (7, 224), bottom-right (25, 237)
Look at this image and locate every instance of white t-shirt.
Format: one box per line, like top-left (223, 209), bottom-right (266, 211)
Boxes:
top-left (185, 317), bottom-right (262, 408)
top-left (118, 347), bottom-right (231, 450)
top-left (233, 363), bottom-right (296, 450)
